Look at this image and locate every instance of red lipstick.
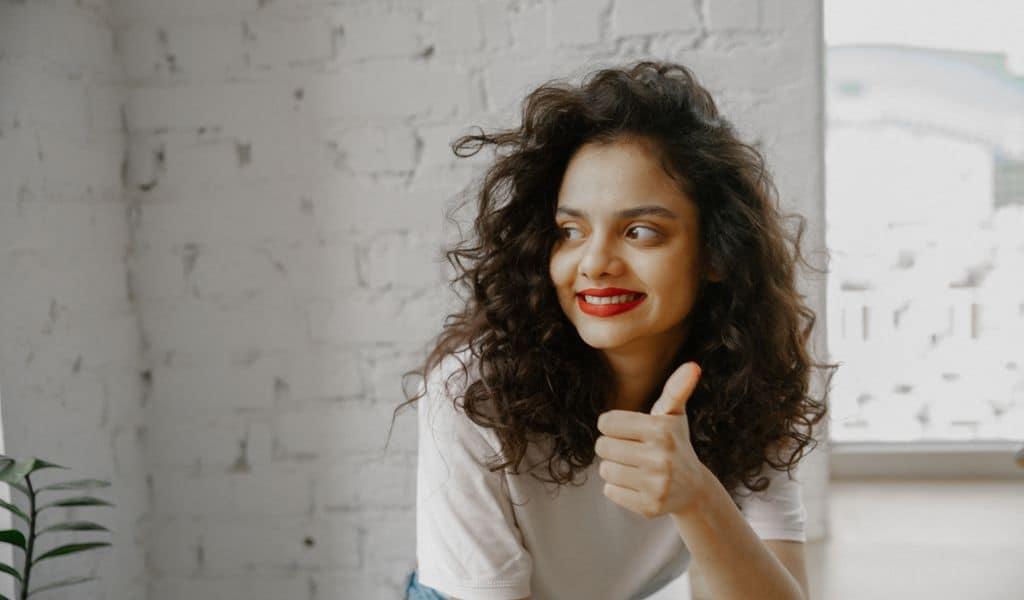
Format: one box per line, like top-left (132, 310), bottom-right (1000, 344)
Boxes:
top-left (576, 287), bottom-right (646, 317)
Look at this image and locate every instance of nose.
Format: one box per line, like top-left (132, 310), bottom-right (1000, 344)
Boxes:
top-left (578, 231), bottom-right (623, 280)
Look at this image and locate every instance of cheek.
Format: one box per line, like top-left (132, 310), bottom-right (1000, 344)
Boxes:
top-left (548, 252), bottom-right (570, 288)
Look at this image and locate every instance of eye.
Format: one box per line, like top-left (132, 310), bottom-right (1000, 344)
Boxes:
top-left (559, 226), bottom-right (583, 241)
top-left (626, 225), bottom-right (660, 241)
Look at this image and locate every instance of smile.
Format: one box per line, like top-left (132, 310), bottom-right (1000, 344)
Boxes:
top-left (577, 293), bottom-right (646, 316)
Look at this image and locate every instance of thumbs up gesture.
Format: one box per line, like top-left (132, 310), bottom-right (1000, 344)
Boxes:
top-left (595, 362), bottom-right (713, 519)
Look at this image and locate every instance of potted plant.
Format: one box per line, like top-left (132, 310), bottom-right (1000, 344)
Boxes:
top-left (0, 456), bottom-right (113, 599)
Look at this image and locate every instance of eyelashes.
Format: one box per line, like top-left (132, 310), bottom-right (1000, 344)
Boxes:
top-left (558, 225), bottom-right (661, 242)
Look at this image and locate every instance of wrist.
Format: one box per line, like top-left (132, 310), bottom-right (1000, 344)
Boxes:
top-left (672, 465), bottom-right (720, 520)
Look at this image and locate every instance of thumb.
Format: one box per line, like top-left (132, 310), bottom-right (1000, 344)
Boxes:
top-left (650, 362), bottom-right (701, 417)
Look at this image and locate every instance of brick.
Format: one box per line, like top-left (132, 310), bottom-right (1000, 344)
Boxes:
top-left (332, 4), bottom-right (427, 61)
top-left (307, 287), bottom-right (450, 345)
top-left (280, 347), bottom-right (365, 402)
top-left (508, 0), bottom-right (549, 49)
top-left (707, 0), bottom-right (760, 31)
top-left (0, 61), bottom-right (92, 134)
top-left (312, 172), bottom-right (457, 241)
top-left (108, 0), bottom-right (258, 25)
top-left (323, 124), bottom-right (420, 173)
top-left (416, 121), bottom-right (499, 169)
top-left (86, 80), bottom-right (124, 133)
top-left (148, 517), bottom-right (206, 575)
top-left (359, 345), bottom-right (432, 405)
top-left (133, 180), bottom-right (318, 248)
top-left (611, 0), bottom-right (701, 38)
top-left (151, 468), bottom-right (310, 517)
top-left (0, 198), bottom-right (127, 253)
top-left (423, 0), bottom-right (484, 55)
top-left (149, 415), bottom-right (267, 473)
top-left (4, 247), bottom-right (133, 318)
top-left (149, 361), bottom-right (278, 421)
top-left (244, 14), bottom-right (333, 67)
top-left (761, 0), bottom-right (818, 31)
top-left (125, 81), bottom-right (294, 133)
top-left (275, 400), bottom-right (417, 460)
top-left (479, 1), bottom-right (515, 50)
top-left (139, 125), bottom-right (321, 188)
top-left (481, 53), bottom-right (578, 115)
top-left (551, 0), bottom-right (608, 47)
top-left (317, 453), bottom-right (415, 510)
top-left (141, 296), bottom-right (311, 362)
top-left (362, 510), bottom-right (416, 564)
top-left (150, 575), bottom-right (311, 600)
top-left (0, 3), bottom-right (115, 73)
top-left (305, 61), bottom-right (476, 120)
top-left (355, 229), bottom-right (446, 290)
top-left (117, 20), bottom-right (247, 82)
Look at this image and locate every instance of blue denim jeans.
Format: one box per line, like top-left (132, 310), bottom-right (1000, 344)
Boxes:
top-left (405, 568), bottom-right (447, 599)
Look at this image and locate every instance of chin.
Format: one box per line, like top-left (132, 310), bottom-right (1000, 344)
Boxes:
top-left (575, 327), bottom-right (637, 350)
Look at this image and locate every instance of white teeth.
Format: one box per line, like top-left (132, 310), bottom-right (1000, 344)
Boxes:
top-left (583, 293), bottom-right (642, 305)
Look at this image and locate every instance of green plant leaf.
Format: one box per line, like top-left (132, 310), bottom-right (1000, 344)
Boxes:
top-left (27, 575), bottom-right (97, 596)
top-left (36, 479), bottom-right (111, 493)
top-left (0, 458), bottom-right (68, 485)
top-left (31, 542), bottom-right (110, 565)
top-left (37, 496), bottom-right (115, 512)
top-left (37, 521), bottom-right (110, 536)
top-left (0, 498), bottom-right (29, 524)
top-left (0, 530), bottom-right (26, 550)
top-left (0, 562), bottom-right (22, 582)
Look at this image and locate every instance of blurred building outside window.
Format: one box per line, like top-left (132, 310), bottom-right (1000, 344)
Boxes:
top-left (824, 1), bottom-right (1024, 467)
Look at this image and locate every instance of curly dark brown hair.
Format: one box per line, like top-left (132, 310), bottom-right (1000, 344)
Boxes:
top-left (387, 59), bottom-right (837, 499)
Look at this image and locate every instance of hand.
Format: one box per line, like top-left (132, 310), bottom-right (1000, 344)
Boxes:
top-left (595, 362), bottom-right (711, 519)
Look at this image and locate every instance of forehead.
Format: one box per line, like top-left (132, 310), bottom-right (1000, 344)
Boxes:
top-left (556, 137), bottom-right (694, 215)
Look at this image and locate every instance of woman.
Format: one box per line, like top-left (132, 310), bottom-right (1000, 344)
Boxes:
top-left (392, 60), bottom-right (836, 600)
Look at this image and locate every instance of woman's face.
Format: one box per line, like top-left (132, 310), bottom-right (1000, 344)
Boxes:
top-left (549, 136), bottom-right (710, 354)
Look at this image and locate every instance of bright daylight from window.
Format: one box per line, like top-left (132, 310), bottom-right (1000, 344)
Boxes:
top-left (825, 0), bottom-right (1024, 443)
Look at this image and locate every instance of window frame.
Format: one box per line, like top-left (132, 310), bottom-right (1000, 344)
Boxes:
top-left (829, 440), bottom-right (1023, 479)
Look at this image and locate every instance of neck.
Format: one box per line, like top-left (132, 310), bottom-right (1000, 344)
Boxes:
top-left (601, 320), bottom-right (693, 412)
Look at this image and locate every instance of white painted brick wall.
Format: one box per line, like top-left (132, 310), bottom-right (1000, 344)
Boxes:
top-left (0, 1), bottom-right (147, 599)
top-left (1, 1), bottom-right (828, 598)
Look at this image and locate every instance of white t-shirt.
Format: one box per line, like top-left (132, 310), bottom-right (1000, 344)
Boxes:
top-left (415, 350), bottom-right (807, 600)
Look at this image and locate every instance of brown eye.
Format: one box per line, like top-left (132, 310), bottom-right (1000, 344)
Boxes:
top-left (626, 225), bottom-right (659, 241)
top-left (560, 226), bottom-right (583, 241)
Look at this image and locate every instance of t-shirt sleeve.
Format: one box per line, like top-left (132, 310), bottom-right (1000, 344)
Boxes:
top-left (732, 459), bottom-right (808, 542)
top-left (415, 355), bottom-right (533, 600)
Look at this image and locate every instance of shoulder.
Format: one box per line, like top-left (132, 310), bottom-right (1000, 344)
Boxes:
top-left (419, 347), bottom-right (504, 462)
top-left (422, 347), bottom-right (477, 404)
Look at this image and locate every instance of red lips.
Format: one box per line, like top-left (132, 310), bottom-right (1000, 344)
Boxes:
top-left (576, 288), bottom-right (646, 317)
top-left (577, 287), bottom-right (643, 297)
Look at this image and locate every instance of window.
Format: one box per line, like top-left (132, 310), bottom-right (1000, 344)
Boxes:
top-left (824, 0), bottom-right (1023, 476)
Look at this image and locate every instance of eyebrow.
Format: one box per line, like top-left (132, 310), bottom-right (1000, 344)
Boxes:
top-left (555, 205), bottom-right (680, 220)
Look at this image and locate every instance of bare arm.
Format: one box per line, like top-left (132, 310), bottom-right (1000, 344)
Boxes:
top-left (669, 468), bottom-right (807, 600)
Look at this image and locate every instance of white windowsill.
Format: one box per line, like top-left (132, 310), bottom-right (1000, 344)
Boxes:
top-left (829, 440), bottom-right (1024, 479)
